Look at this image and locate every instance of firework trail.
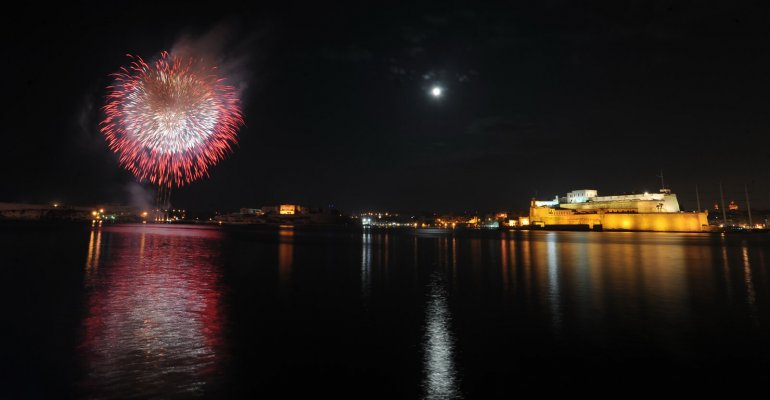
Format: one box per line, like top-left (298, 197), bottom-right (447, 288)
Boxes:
top-left (101, 51), bottom-right (243, 188)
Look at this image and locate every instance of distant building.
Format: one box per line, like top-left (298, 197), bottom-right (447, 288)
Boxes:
top-left (217, 204), bottom-right (347, 225)
top-left (481, 220), bottom-right (499, 229)
top-left (279, 204), bottom-right (300, 215)
top-left (563, 190), bottom-right (599, 204)
top-left (728, 201), bottom-right (739, 211)
top-left (556, 189), bottom-right (681, 213)
top-left (261, 204), bottom-right (306, 215)
top-left (240, 208), bottom-right (262, 215)
top-left (529, 188), bottom-right (709, 232)
top-left (0, 202), bottom-right (144, 222)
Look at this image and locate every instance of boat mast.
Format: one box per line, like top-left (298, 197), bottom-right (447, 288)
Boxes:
top-left (658, 169), bottom-right (665, 190)
top-left (719, 182), bottom-right (727, 226)
top-left (695, 184), bottom-right (701, 211)
top-left (745, 184), bottom-right (753, 227)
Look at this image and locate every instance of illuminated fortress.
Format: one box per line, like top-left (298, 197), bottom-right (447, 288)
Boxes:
top-left (529, 189), bottom-right (709, 232)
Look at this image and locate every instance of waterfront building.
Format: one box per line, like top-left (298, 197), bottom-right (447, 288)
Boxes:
top-left (529, 188), bottom-right (709, 232)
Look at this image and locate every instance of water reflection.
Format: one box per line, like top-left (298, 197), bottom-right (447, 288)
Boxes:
top-left (742, 245), bottom-right (756, 306)
top-left (361, 231), bottom-right (372, 300)
top-left (85, 227), bottom-right (102, 281)
top-left (721, 239), bottom-right (733, 299)
top-left (451, 237), bottom-right (458, 289)
top-left (506, 232), bottom-right (706, 341)
top-left (383, 233), bottom-right (389, 268)
top-left (545, 233), bottom-right (562, 331)
top-left (278, 226), bottom-right (294, 284)
top-left (742, 244), bottom-right (758, 326)
top-left (423, 273), bottom-right (460, 400)
top-left (80, 225), bottom-right (226, 398)
top-left (500, 237), bottom-right (509, 290)
top-left (69, 226), bottom-right (769, 397)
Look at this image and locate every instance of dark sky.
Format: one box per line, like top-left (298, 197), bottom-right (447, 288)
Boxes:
top-left (3, 1), bottom-right (770, 212)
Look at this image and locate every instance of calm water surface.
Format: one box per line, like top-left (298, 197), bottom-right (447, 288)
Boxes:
top-left (2, 223), bottom-right (769, 398)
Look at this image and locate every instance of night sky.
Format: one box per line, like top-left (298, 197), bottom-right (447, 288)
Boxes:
top-left (4, 2), bottom-right (770, 212)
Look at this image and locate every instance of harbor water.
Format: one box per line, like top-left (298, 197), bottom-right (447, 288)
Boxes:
top-left (2, 223), bottom-right (769, 398)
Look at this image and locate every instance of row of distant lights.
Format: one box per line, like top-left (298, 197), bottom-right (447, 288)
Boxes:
top-left (718, 223), bottom-right (766, 229)
top-left (362, 218), bottom-right (419, 228)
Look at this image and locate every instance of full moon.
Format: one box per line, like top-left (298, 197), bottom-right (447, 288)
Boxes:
top-left (431, 86), bottom-right (442, 97)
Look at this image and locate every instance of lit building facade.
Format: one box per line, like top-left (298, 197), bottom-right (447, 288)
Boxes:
top-left (529, 189), bottom-right (709, 232)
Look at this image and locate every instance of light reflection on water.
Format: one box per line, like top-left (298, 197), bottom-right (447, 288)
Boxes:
top-left (85, 228), bottom-right (102, 279)
top-left (743, 245), bottom-right (756, 306)
top-left (742, 243), bottom-right (758, 325)
top-left (80, 225), bottom-right (226, 399)
top-left (545, 233), bottom-right (561, 332)
top-left (53, 225), bottom-right (770, 397)
top-left (361, 231), bottom-right (372, 301)
top-left (423, 272), bottom-right (460, 400)
top-left (414, 230), bottom-right (768, 396)
top-left (278, 226), bottom-right (294, 285)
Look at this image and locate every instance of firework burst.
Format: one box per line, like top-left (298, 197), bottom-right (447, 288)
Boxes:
top-left (101, 51), bottom-right (243, 188)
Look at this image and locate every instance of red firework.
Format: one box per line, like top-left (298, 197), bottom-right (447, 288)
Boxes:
top-left (101, 51), bottom-right (243, 188)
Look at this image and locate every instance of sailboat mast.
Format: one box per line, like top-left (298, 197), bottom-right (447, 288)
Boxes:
top-left (745, 184), bottom-right (753, 227)
top-left (719, 182), bottom-right (727, 226)
top-left (658, 169), bottom-right (665, 190)
top-left (695, 184), bottom-right (701, 211)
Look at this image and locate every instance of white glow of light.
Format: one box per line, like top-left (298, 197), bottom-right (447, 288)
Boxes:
top-left (423, 273), bottom-right (459, 399)
top-left (431, 86), bottom-right (442, 97)
top-left (547, 233), bottom-right (562, 331)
